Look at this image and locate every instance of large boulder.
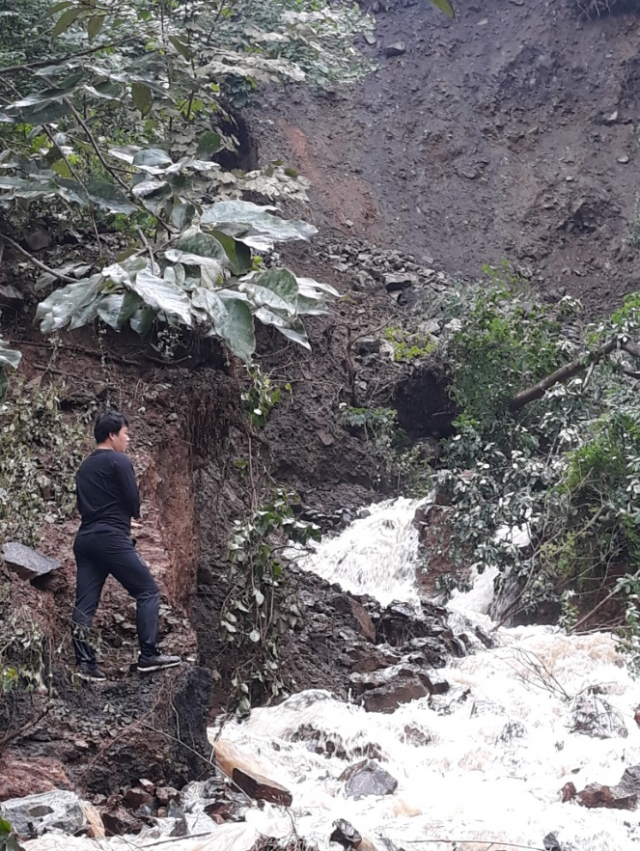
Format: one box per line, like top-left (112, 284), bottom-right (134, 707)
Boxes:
top-left (339, 760), bottom-right (398, 800)
top-left (575, 765), bottom-right (640, 811)
top-left (2, 544), bottom-right (60, 582)
top-left (0, 791), bottom-right (103, 840)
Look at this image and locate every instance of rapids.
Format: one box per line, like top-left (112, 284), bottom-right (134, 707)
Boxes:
top-left (24, 498), bottom-right (640, 851)
top-left (217, 498), bottom-right (640, 851)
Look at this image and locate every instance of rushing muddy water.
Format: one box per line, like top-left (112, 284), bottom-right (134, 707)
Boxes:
top-left (218, 498), bottom-right (640, 851)
top-left (25, 498), bottom-right (640, 851)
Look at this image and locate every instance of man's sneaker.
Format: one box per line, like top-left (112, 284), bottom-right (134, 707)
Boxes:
top-left (77, 662), bottom-right (107, 682)
top-left (137, 654), bottom-right (181, 673)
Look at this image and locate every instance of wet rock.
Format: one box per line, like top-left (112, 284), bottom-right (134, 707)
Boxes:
top-left (331, 818), bottom-right (362, 848)
top-left (543, 833), bottom-right (562, 851)
top-left (232, 767), bottom-right (292, 808)
top-left (383, 272), bottom-right (417, 290)
top-left (560, 782), bottom-right (576, 803)
top-left (385, 43), bottom-right (406, 58)
top-left (339, 759), bottom-right (398, 800)
top-left (101, 806), bottom-right (143, 836)
top-left (576, 765), bottom-right (640, 811)
top-left (362, 678), bottom-right (429, 713)
top-left (0, 757), bottom-right (71, 802)
top-left (155, 786), bottom-right (180, 807)
top-left (2, 542), bottom-right (61, 581)
top-left (0, 791), bottom-right (88, 839)
top-left (570, 693), bottom-right (628, 739)
top-left (123, 787), bottom-right (156, 811)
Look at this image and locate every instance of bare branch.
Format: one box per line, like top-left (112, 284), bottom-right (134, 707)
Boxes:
top-left (0, 234), bottom-right (76, 282)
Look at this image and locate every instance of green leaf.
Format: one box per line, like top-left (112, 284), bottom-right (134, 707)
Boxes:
top-left (220, 296), bottom-right (256, 362)
top-left (242, 267), bottom-right (299, 314)
top-left (132, 148), bottom-right (173, 170)
top-left (35, 276), bottom-right (103, 334)
top-left (87, 14), bottom-right (105, 41)
top-left (169, 35), bottom-right (192, 60)
top-left (84, 81), bottom-right (124, 101)
top-left (254, 308), bottom-right (310, 349)
top-left (0, 337), bottom-right (21, 371)
top-left (131, 82), bottom-right (153, 116)
top-left (52, 7), bottom-right (83, 37)
top-left (211, 229), bottom-right (252, 276)
top-left (129, 306), bottom-right (156, 335)
top-left (127, 267), bottom-right (192, 327)
top-left (431, 0), bottom-right (455, 18)
top-left (166, 230), bottom-right (228, 270)
top-left (87, 180), bottom-right (137, 214)
top-left (196, 131), bottom-right (222, 158)
top-left (170, 201), bottom-right (196, 230)
top-left (47, 1), bottom-right (75, 17)
top-left (201, 200), bottom-right (317, 250)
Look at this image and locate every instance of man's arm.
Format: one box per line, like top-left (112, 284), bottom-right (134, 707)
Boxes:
top-left (115, 455), bottom-right (141, 519)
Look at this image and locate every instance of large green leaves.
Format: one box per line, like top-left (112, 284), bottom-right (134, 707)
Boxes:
top-left (0, 337), bottom-right (22, 371)
top-left (431, 0), bottom-right (455, 18)
top-left (202, 200), bottom-right (318, 250)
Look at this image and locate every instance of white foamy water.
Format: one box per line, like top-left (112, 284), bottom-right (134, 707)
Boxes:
top-left (213, 501), bottom-right (640, 851)
top-left (24, 499), bottom-right (640, 851)
top-left (292, 497), bottom-right (423, 606)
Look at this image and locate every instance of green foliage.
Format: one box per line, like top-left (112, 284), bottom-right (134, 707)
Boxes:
top-left (445, 266), bottom-right (580, 434)
top-left (0, 378), bottom-right (88, 545)
top-left (0, 0), bottom-right (362, 363)
top-left (241, 366), bottom-right (290, 428)
top-left (0, 817), bottom-right (24, 851)
top-left (434, 272), bottom-right (640, 638)
top-left (222, 490), bottom-right (320, 715)
top-left (384, 326), bottom-right (436, 362)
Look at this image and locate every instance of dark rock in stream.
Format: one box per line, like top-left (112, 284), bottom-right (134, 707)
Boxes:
top-left (339, 759), bottom-right (398, 800)
top-left (575, 765), bottom-right (640, 811)
top-left (331, 818), bottom-right (363, 848)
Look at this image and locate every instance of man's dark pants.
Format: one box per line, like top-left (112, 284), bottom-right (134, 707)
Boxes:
top-left (72, 529), bottom-right (160, 664)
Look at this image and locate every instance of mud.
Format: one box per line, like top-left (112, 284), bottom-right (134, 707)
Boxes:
top-left (251, 0), bottom-right (640, 316)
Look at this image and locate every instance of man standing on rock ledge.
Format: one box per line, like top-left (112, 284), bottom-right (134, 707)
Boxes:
top-left (72, 410), bottom-right (181, 681)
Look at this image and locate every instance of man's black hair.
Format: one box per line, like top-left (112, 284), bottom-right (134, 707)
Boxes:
top-left (94, 411), bottom-right (129, 444)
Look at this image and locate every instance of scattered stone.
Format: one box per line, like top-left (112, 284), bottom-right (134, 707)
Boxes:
top-left (318, 430), bottom-right (335, 447)
top-left (560, 782), bottom-right (576, 802)
top-left (385, 42), bottom-right (406, 58)
top-left (232, 767), bottom-right (293, 808)
top-left (635, 704), bottom-right (640, 727)
top-left (604, 110), bottom-right (618, 125)
top-left (383, 272), bottom-right (418, 291)
top-left (2, 542), bottom-right (61, 581)
top-left (570, 693), bottom-right (628, 739)
top-left (618, 155), bottom-right (630, 164)
top-left (543, 833), bottom-right (562, 851)
top-left (331, 818), bottom-right (363, 848)
top-left (101, 806), bottom-right (143, 836)
top-left (123, 787), bottom-right (156, 811)
top-left (155, 786), bottom-right (180, 807)
top-left (25, 230), bottom-right (52, 251)
top-left (575, 765), bottom-right (640, 811)
top-left (339, 759), bottom-right (398, 800)
top-left (139, 779), bottom-right (155, 795)
top-left (0, 791), bottom-right (88, 839)
top-left (364, 33), bottom-right (377, 46)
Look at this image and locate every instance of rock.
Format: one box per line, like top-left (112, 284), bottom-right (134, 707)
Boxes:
top-left (123, 787), bottom-right (156, 811)
top-left (364, 33), bottom-right (376, 46)
top-left (635, 704), bottom-right (640, 727)
top-left (232, 767), bottom-right (292, 808)
top-left (339, 760), bottom-right (398, 800)
top-left (0, 284), bottom-right (24, 303)
top-left (353, 337), bottom-right (382, 356)
top-left (0, 791), bottom-right (89, 839)
top-left (155, 786), bottom-right (180, 807)
top-left (101, 806), bottom-right (143, 836)
top-left (618, 155), bottom-right (630, 164)
top-left (331, 818), bottom-right (362, 848)
top-left (138, 779), bottom-right (155, 795)
top-left (0, 757), bottom-right (71, 802)
top-left (576, 765), bottom-right (640, 811)
top-left (385, 43), bottom-right (406, 58)
top-left (570, 693), bottom-right (628, 739)
top-left (362, 679), bottom-right (428, 713)
top-left (604, 110), bottom-right (618, 125)
top-left (560, 782), bottom-right (576, 802)
top-left (25, 230), bottom-right (52, 251)
top-left (543, 833), bottom-right (562, 851)
top-left (383, 272), bottom-right (417, 290)
top-left (349, 600), bottom-right (376, 642)
top-left (2, 543), bottom-right (61, 581)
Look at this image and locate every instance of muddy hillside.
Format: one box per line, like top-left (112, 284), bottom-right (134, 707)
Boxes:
top-left (254, 0), bottom-right (640, 316)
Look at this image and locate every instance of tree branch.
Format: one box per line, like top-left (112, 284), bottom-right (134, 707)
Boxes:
top-left (509, 336), bottom-right (625, 412)
top-left (0, 234), bottom-right (76, 282)
top-left (0, 39), bottom-right (136, 77)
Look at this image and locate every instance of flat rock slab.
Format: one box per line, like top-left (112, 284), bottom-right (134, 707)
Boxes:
top-left (232, 768), bottom-right (292, 808)
top-left (2, 542), bottom-right (61, 581)
top-left (0, 790), bottom-right (87, 839)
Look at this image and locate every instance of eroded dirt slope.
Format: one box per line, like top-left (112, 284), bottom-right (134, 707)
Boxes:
top-left (252, 0), bottom-right (640, 314)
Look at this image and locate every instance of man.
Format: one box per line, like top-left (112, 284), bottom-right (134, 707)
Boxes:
top-left (72, 410), bottom-right (181, 681)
